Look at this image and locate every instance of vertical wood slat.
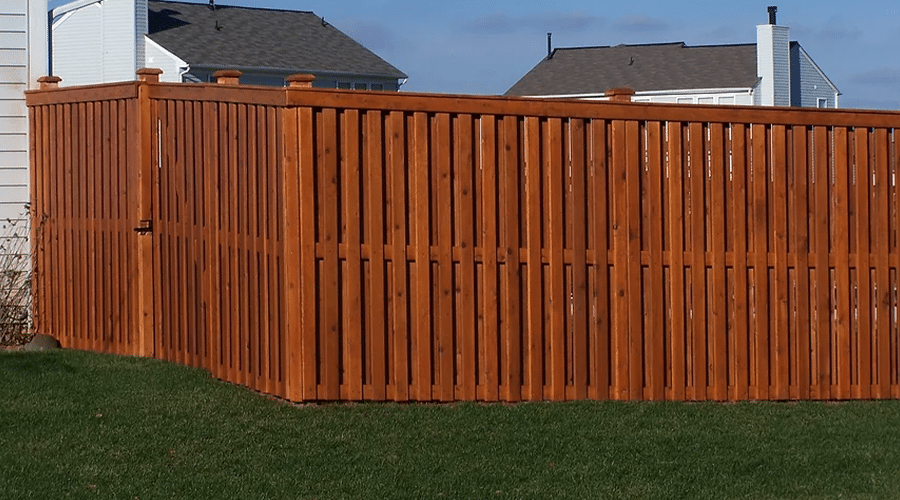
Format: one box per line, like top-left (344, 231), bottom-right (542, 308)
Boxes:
top-left (731, 124), bottom-right (750, 401)
top-left (546, 118), bottom-right (565, 401)
top-left (342, 109), bottom-right (364, 401)
top-left (833, 127), bottom-right (852, 399)
top-left (689, 121), bottom-right (707, 400)
top-left (813, 126), bottom-right (832, 400)
top-left (873, 128), bottom-right (891, 398)
top-left (625, 120), bottom-right (644, 401)
top-left (434, 112), bottom-right (454, 401)
top-left (646, 121), bottom-right (665, 401)
top-left (750, 124), bottom-right (770, 400)
top-left (321, 108), bottom-right (341, 400)
top-left (772, 124), bottom-right (790, 400)
top-left (480, 115), bottom-right (500, 402)
top-left (501, 116), bottom-right (522, 402)
top-left (412, 112), bottom-right (432, 401)
top-left (456, 114), bottom-right (476, 401)
top-left (569, 118), bottom-right (589, 400)
top-left (709, 123), bottom-right (727, 401)
top-left (667, 122), bottom-right (687, 401)
top-left (854, 127), bottom-right (872, 399)
top-left (388, 110), bottom-right (410, 401)
top-left (524, 116), bottom-right (543, 400)
top-left (610, 119), bottom-right (629, 400)
top-left (298, 106), bottom-right (318, 400)
top-left (793, 127), bottom-right (812, 400)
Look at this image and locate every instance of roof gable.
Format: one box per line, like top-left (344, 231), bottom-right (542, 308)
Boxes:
top-left (147, 0), bottom-right (406, 79)
top-left (506, 42), bottom-right (761, 96)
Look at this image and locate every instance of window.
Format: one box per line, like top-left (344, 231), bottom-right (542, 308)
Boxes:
top-left (370, 83), bottom-right (384, 91)
top-left (817, 98), bottom-right (828, 108)
top-left (354, 83), bottom-right (368, 90)
top-left (336, 82), bottom-right (352, 89)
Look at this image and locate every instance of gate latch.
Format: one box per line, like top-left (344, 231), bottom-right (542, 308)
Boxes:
top-left (134, 219), bottom-right (153, 234)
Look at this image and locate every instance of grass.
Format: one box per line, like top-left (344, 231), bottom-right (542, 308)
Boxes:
top-left (2, 350), bottom-right (900, 499)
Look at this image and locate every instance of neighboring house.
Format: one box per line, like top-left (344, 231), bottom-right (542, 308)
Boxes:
top-left (506, 7), bottom-right (840, 108)
top-left (51, 0), bottom-right (407, 90)
top-left (0, 0), bottom-right (46, 227)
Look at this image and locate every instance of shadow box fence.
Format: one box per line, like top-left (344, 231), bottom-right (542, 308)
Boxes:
top-left (26, 70), bottom-right (900, 402)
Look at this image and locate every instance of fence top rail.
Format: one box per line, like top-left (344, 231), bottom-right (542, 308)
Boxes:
top-left (26, 77), bottom-right (900, 129)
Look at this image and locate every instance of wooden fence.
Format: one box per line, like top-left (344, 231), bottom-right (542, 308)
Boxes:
top-left (27, 71), bottom-right (900, 402)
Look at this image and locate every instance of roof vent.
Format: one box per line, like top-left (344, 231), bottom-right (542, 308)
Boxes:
top-left (767, 6), bottom-right (777, 25)
top-left (208, 0), bottom-right (215, 10)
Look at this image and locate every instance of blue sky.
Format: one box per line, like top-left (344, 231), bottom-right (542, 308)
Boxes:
top-left (49, 0), bottom-right (900, 109)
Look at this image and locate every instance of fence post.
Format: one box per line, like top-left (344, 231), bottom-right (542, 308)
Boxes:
top-left (212, 69), bottom-right (242, 85)
top-left (281, 75), bottom-right (311, 400)
top-left (606, 88), bottom-right (635, 102)
top-left (134, 68), bottom-right (162, 357)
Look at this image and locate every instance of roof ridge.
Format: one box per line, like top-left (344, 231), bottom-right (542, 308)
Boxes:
top-left (148, 0), bottom-right (315, 16)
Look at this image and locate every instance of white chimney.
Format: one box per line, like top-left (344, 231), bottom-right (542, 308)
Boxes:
top-left (756, 6), bottom-right (790, 106)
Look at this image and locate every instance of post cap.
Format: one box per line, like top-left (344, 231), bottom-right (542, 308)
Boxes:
top-left (605, 87), bottom-right (635, 102)
top-left (212, 70), bottom-right (243, 85)
top-left (37, 76), bottom-right (62, 90)
top-left (286, 74), bottom-right (316, 88)
top-left (136, 68), bottom-right (164, 83)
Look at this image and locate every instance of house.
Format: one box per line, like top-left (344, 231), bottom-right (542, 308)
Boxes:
top-left (50, 0), bottom-right (407, 89)
top-left (0, 0), bottom-right (46, 227)
top-left (505, 6), bottom-right (840, 108)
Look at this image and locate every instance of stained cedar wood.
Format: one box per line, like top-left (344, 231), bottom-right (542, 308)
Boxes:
top-left (751, 123), bottom-right (770, 400)
top-left (321, 108), bottom-right (341, 399)
top-left (247, 105), bottom-right (261, 388)
top-left (257, 106), bottom-right (272, 393)
top-left (874, 128), bottom-right (890, 399)
top-left (709, 123), bottom-right (727, 401)
top-left (813, 126), bottom-right (831, 400)
top-left (298, 106), bottom-right (318, 400)
top-left (501, 116), bottom-right (522, 402)
top-left (546, 118), bottom-right (565, 401)
top-left (480, 115), bottom-right (500, 401)
top-left (569, 118), bottom-right (589, 400)
top-left (280, 104), bottom-right (302, 401)
top-left (524, 116), bottom-right (543, 400)
top-left (645, 121), bottom-right (665, 401)
top-left (833, 127), bottom-right (851, 399)
top-left (343, 109), bottom-right (365, 401)
top-left (625, 120), bottom-right (644, 401)
top-left (389, 110), bottom-right (410, 401)
top-left (86, 102), bottom-right (97, 352)
top-left (28, 79), bottom-right (900, 403)
top-left (203, 100), bottom-right (221, 381)
top-left (793, 127), bottom-right (812, 400)
top-left (772, 125), bottom-right (790, 400)
top-left (731, 124), bottom-right (750, 401)
top-left (411, 112), bottom-right (433, 401)
top-left (434, 113), bottom-right (454, 401)
top-left (666, 122), bottom-right (687, 401)
top-left (609, 119), bottom-right (629, 399)
top-left (456, 114), bottom-right (476, 401)
top-left (854, 127), bottom-right (872, 399)
top-left (689, 122), bottom-right (707, 400)
top-left (222, 103), bottom-right (237, 386)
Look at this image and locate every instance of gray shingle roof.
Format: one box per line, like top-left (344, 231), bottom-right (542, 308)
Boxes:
top-left (505, 42), bottom-right (768, 96)
top-left (147, 0), bottom-right (406, 79)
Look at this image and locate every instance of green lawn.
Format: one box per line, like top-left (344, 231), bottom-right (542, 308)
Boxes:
top-left (2, 349), bottom-right (899, 499)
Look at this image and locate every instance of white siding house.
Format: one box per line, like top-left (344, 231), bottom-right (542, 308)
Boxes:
top-left (507, 7), bottom-right (840, 108)
top-left (51, 0), bottom-right (146, 86)
top-left (1, 0), bottom-right (46, 227)
top-left (50, 0), bottom-right (407, 90)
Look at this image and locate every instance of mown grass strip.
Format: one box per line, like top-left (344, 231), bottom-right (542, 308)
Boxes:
top-left (2, 349), bottom-right (899, 499)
